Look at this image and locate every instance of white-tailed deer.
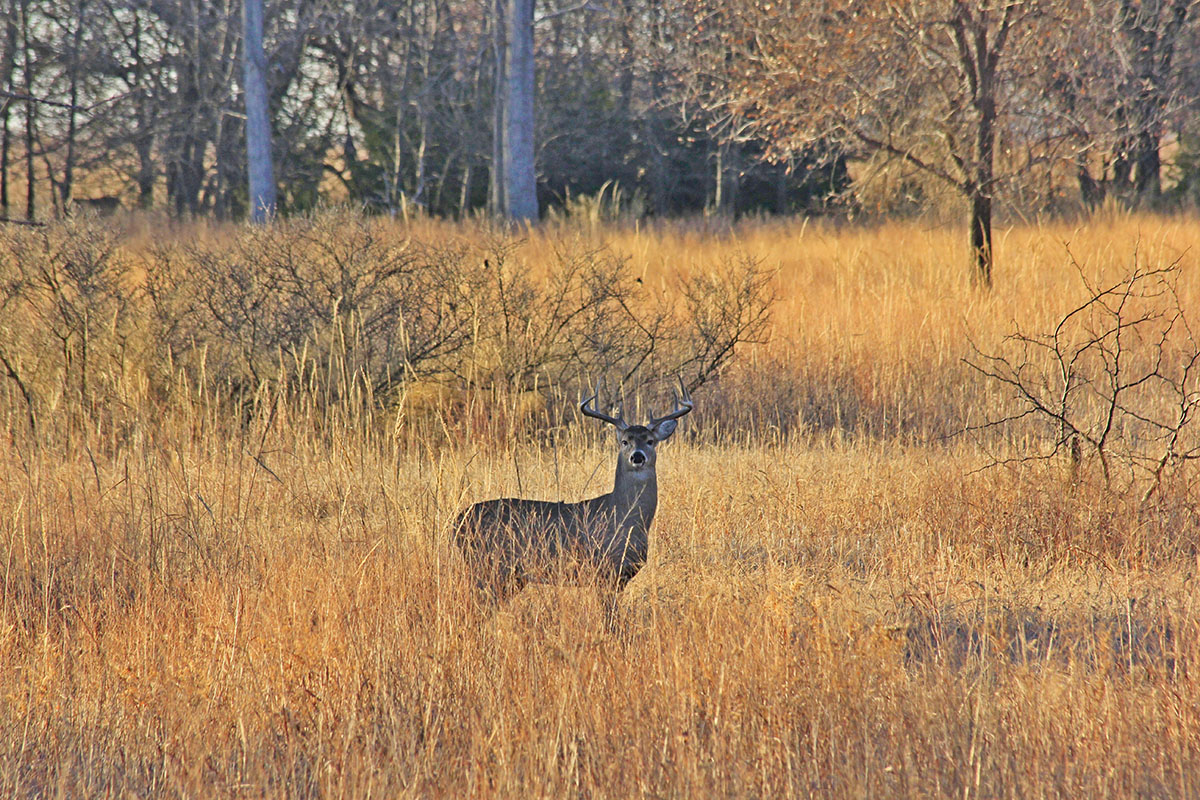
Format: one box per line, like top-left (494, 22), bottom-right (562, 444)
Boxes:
top-left (69, 196), bottom-right (122, 216)
top-left (454, 381), bottom-right (693, 617)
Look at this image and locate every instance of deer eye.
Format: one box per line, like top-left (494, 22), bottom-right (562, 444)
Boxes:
top-left (621, 439), bottom-right (628, 446)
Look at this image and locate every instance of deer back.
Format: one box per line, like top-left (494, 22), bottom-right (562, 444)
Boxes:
top-left (454, 494), bottom-right (622, 584)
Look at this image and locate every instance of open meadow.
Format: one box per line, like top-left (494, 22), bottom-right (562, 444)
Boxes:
top-left (1, 210), bottom-right (1199, 797)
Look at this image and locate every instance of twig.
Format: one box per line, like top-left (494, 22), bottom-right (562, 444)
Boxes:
top-left (0, 88), bottom-right (137, 113)
top-left (0, 216), bottom-right (46, 227)
top-left (0, 348), bottom-right (37, 433)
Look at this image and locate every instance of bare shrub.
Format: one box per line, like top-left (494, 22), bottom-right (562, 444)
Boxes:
top-left (0, 216), bottom-right (139, 434)
top-left (145, 210), bottom-right (488, 405)
top-left (677, 253), bottom-right (775, 391)
top-left (0, 211), bottom-right (776, 443)
top-left (967, 256), bottom-right (1200, 503)
top-left (142, 213), bottom-right (777, 437)
top-left (466, 237), bottom-right (671, 391)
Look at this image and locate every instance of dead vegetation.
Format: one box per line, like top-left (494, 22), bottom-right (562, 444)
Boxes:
top-left (0, 210), bottom-right (1198, 798)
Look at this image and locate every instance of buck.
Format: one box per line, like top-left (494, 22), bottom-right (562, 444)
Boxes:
top-left (454, 382), bottom-right (693, 616)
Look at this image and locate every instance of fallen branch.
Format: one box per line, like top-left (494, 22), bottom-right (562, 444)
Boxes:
top-left (0, 216), bottom-right (46, 227)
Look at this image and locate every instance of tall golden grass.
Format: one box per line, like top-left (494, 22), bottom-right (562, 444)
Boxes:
top-left (1, 210), bottom-right (1198, 797)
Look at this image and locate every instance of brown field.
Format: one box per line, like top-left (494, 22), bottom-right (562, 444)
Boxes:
top-left (1, 211), bottom-right (1198, 798)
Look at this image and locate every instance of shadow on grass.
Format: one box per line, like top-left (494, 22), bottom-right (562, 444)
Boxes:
top-left (900, 603), bottom-right (1190, 678)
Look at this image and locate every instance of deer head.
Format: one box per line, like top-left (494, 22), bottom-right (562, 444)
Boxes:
top-left (580, 379), bottom-right (694, 476)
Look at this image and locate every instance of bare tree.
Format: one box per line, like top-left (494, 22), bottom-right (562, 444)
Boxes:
top-left (1108, 0), bottom-right (1195, 201)
top-left (1054, 0), bottom-right (1197, 208)
top-left (58, 0), bottom-right (86, 207)
top-left (314, 0), bottom-right (495, 216)
top-left (687, 0), bottom-right (1067, 285)
top-left (0, 0), bottom-right (966, 221)
top-left (20, 0), bottom-right (34, 219)
top-left (1, 0), bottom-right (18, 216)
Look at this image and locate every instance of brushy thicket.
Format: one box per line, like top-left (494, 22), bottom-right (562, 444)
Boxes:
top-left (0, 209), bottom-right (1004, 454)
top-left (0, 210), bottom-right (783, 448)
top-left (1, 210), bottom-right (1199, 798)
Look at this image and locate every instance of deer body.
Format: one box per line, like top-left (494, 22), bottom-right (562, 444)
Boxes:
top-left (70, 196), bottom-right (122, 215)
top-left (454, 385), bottom-right (692, 605)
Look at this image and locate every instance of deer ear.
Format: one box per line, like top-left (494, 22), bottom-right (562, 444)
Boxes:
top-left (651, 418), bottom-right (678, 441)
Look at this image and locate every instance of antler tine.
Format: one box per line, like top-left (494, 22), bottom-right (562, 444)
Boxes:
top-left (649, 377), bottom-right (694, 426)
top-left (580, 380), bottom-right (627, 430)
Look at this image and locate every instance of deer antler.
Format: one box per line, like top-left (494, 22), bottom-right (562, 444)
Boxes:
top-left (580, 381), bottom-right (628, 430)
top-left (648, 377), bottom-right (694, 427)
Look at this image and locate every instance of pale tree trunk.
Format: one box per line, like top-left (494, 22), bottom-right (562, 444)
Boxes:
top-left (1, 0), bottom-right (17, 216)
top-left (493, 0), bottom-right (537, 221)
top-left (20, 0), bottom-right (33, 219)
top-left (242, 0), bottom-right (276, 223)
top-left (490, 0), bottom-right (505, 215)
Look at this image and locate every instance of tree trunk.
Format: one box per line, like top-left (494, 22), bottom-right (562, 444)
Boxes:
top-left (712, 143), bottom-right (723, 213)
top-left (1110, 122), bottom-right (1133, 196)
top-left (1131, 127), bottom-right (1161, 199)
top-left (166, 73), bottom-right (205, 217)
top-left (969, 95), bottom-right (996, 286)
top-left (1109, 0), bottom-right (1190, 207)
top-left (167, 134), bottom-right (205, 216)
top-left (968, 186), bottom-right (993, 287)
top-left (489, 0), bottom-right (505, 216)
top-left (20, 0), bottom-right (33, 219)
top-left (60, 0), bottom-right (85, 209)
top-left (214, 107), bottom-right (243, 219)
top-left (135, 132), bottom-right (154, 208)
top-left (1075, 151), bottom-right (1103, 210)
top-left (643, 6), bottom-right (667, 215)
top-left (0, 97), bottom-right (8, 217)
top-left (1111, 125), bottom-right (1159, 205)
top-left (129, 10), bottom-right (154, 209)
top-left (242, 0), bottom-right (276, 222)
top-left (0, 1), bottom-right (16, 216)
top-left (498, 0), bottom-right (537, 221)
top-left (459, 164), bottom-right (472, 218)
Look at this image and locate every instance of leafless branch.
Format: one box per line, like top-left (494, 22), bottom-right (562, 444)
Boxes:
top-left (964, 254), bottom-right (1198, 502)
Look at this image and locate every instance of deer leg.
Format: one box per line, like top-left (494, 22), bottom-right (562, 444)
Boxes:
top-left (600, 570), bottom-right (636, 634)
top-left (468, 555), bottom-right (528, 608)
top-left (484, 571), bottom-right (527, 605)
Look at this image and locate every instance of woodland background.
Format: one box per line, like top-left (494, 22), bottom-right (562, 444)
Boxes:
top-left (2, 0), bottom-right (1198, 229)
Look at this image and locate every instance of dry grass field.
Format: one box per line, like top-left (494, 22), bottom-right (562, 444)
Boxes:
top-left (1, 210), bottom-right (1198, 798)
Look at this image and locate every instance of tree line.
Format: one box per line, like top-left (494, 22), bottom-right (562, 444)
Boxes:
top-left (1, 1), bottom-right (1198, 277)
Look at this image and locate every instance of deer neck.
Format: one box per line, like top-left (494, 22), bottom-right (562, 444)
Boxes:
top-left (609, 463), bottom-right (657, 532)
